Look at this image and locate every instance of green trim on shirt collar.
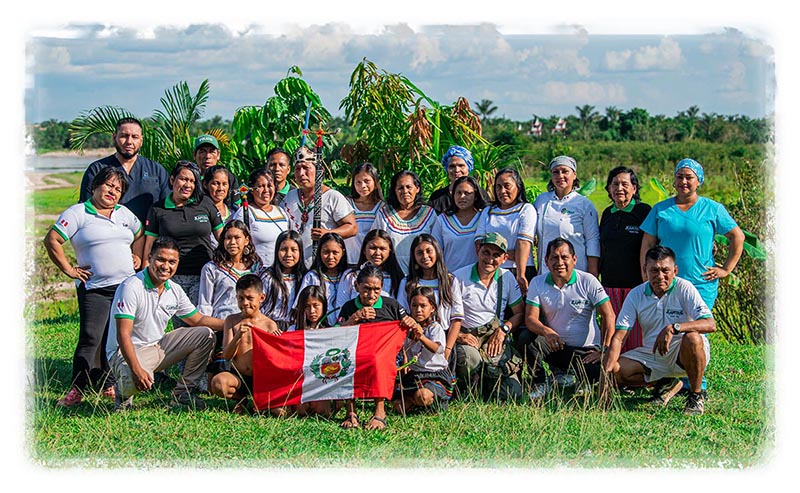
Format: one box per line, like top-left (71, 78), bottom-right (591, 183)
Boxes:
top-left (355, 296), bottom-right (383, 309)
top-left (164, 193), bottom-right (195, 209)
top-left (545, 269), bottom-right (577, 286)
top-left (278, 182), bottom-right (291, 195)
top-left (470, 264), bottom-right (500, 283)
top-left (84, 200), bottom-right (121, 215)
top-left (143, 269), bottom-right (171, 290)
top-left (610, 198), bottom-right (636, 213)
top-left (644, 277), bottom-right (676, 296)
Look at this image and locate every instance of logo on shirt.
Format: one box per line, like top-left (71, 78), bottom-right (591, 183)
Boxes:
top-left (570, 299), bottom-right (591, 309)
top-left (164, 304), bottom-right (179, 312)
top-left (59, 219), bottom-right (69, 228)
top-left (194, 214), bottom-right (209, 223)
top-left (116, 300), bottom-right (125, 310)
top-left (625, 225), bottom-right (641, 234)
top-left (666, 308), bottom-right (685, 318)
top-left (560, 207), bottom-right (576, 215)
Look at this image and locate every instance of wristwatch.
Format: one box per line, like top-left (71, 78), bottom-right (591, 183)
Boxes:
top-left (672, 323), bottom-right (682, 335)
top-left (502, 322), bottom-right (512, 334)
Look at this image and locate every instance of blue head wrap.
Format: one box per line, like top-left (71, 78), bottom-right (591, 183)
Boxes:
top-left (441, 145), bottom-right (474, 173)
top-left (674, 158), bottom-right (704, 186)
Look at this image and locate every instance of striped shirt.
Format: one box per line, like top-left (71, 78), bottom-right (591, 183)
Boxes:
top-left (372, 204), bottom-right (438, 275)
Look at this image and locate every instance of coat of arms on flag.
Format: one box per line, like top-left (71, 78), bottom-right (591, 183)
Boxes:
top-left (251, 321), bottom-right (407, 410)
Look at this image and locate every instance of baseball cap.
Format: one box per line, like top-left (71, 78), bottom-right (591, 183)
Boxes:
top-left (480, 232), bottom-right (508, 253)
top-left (194, 134), bottom-right (220, 151)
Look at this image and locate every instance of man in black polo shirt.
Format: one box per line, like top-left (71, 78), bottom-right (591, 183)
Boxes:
top-left (428, 145), bottom-right (491, 214)
top-left (80, 118), bottom-right (170, 223)
top-left (266, 147), bottom-right (295, 205)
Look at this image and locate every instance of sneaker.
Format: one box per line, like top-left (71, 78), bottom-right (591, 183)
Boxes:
top-left (114, 392), bottom-right (134, 412)
top-left (684, 391), bottom-right (705, 415)
top-left (172, 390), bottom-right (207, 411)
top-left (528, 381), bottom-right (552, 400)
top-left (648, 378), bottom-right (683, 406)
top-left (101, 386), bottom-right (116, 400)
top-left (553, 371), bottom-right (576, 388)
top-left (56, 387), bottom-right (83, 407)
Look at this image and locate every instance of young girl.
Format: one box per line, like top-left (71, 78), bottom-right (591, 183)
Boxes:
top-left (397, 234), bottom-right (464, 362)
top-left (296, 233), bottom-right (349, 326)
top-left (344, 163), bottom-right (385, 266)
top-left (198, 220), bottom-right (265, 376)
top-left (334, 229), bottom-right (404, 310)
top-left (392, 287), bottom-right (454, 414)
top-left (203, 165), bottom-right (236, 251)
top-left (431, 175), bottom-right (487, 272)
top-left (336, 263), bottom-right (416, 430)
top-left (292, 285), bottom-right (330, 331)
top-left (260, 230), bottom-right (307, 331)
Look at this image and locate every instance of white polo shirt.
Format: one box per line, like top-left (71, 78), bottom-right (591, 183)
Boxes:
top-left (397, 276), bottom-right (465, 331)
top-left (475, 203), bottom-right (537, 269)
top-left (232, 205), bottom-right (290, 267)
top-left (280, 188), bottom-right (355, 269)
top-left (616, 277), bottom-right (713, 349)
top-left (52, 201), bottom-right (141, 290)
top-left (453, 264), bottom-right (522, 328)
top-left (526, 269), bottom-right (609, 348)
top-left (106, 270), bottom-right (198, 358)
top-left (534, 190), bottom-right (600, 273)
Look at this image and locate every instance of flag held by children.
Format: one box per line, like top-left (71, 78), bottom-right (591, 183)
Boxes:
top-left (252, 321), bottom-right (407, 410)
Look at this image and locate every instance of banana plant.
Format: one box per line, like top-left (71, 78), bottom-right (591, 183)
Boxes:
top-left (69, 80), bottom-right (221, 173)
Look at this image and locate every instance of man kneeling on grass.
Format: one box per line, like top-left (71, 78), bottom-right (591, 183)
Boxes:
top-left (107, 236), bottom-right (224, 411)
top-left (603, 246), bottom-right (715, 415)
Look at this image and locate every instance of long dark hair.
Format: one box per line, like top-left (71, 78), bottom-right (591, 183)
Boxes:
top-left (349, 162), bottom-right (384, 203)
top-left (212, 220), bottom-right (260, 270)
top-left (404, 234), bottom-right (453, 308)
top-left (295, 285), bottom-right (329, 331)
top-left (445, 175), bottom-right (487, 216)
top-left (387, 170), bottom-right (424, 210)
top-left (356, 229), bottom-right (403, 297)
top-left (246, 168), bottom-right (276, 206)
top-left (263, 230), bottom-right (307, 317)
top-left (605, 166), bottom-right (641, 202)
top-left (492, 167), bottom-right (528, 207)
top-left (309, 232), bottom-right (348, 301)
top-left (170, 160), bottom-right (204, 204)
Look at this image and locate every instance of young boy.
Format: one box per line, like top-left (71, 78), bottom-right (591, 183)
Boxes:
top-left (209, 274), bottom-right (280, 414)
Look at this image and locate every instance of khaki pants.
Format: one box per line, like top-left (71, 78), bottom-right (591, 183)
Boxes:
top-left (110, 326), bottom-right (215, 398)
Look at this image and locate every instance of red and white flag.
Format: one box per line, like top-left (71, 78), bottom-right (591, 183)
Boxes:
top-left (251, 321), bottom-right (407, 410)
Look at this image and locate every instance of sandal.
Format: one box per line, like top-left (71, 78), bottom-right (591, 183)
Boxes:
top-left (340, 412), bottom-right (360, 429)
top-left (365, 415), bottom-right (387, 431)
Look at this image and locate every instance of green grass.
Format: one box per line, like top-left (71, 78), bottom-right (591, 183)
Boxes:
top-left (29, 306), bottom-right (771, 468)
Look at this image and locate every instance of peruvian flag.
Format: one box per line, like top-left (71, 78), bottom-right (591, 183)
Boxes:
top-left (251, 321), bottom-right (407, 410)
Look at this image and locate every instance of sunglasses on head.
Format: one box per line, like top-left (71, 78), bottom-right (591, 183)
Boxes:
top-left (175, 160), bottom-right (200, 172)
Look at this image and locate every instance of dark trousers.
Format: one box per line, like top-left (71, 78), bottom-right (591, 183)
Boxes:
top-left (515, 330), bottom-right (601, 384)
top-left (74, 283), bottom-right (117, 391)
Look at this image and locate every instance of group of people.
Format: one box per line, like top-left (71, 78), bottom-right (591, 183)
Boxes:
top-left (44, 117), bottom-right (745, 429)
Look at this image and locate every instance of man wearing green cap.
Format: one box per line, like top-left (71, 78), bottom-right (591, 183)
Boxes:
top-left (451, 232), bottom-right (525, 401)
top-left (193, 134), bottom-right (221, 174)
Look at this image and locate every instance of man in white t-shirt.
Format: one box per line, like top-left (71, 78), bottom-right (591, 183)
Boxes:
top-left (280, 146), bottom-right (356, 268)
top-left (603, 246), bottom-right (715, 415)
top-left (107, 236), bottom-right (225, 411)
top-left (452, 233), bottom-right (525, 401)
top-left (521, 238), bottom-right (615, 399)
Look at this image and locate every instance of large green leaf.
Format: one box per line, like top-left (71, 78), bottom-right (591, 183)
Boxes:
top-left (649, 177), bottom-right (670, 202)
top-left (578, 177), bottom-right (596, 197)
top-left (714, 230), bottom-right (766, 261)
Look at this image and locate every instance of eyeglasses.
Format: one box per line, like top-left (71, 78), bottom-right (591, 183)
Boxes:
top-left (175, 160), bottom-right (200, 172)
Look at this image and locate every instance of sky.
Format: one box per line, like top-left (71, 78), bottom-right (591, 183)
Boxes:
top-left (6, 0), bottom-right (800, 489)
top-left (25, 24), bottom-right (774, 124)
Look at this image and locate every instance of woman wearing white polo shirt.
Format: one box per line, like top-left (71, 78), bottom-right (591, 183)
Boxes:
top-left (475, 168), bottom-right (537, 295)
top-left (533, 155), bottom-right (600, 277)
top-left (44, 167), bottom-right (144, 407)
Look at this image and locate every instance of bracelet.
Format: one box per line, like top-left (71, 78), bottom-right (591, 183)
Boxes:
top-left (446, 345), bottom-right (453, 350)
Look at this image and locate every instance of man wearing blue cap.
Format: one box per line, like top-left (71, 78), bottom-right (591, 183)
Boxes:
top-left (428, 145), bottom-right (491, 214)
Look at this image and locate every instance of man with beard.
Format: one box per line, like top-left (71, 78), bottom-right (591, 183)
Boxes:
top-left (80, 117), bottom-right (170, 223)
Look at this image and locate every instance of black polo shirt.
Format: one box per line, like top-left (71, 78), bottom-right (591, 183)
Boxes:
top-left (145, 194), bottom-right (224, 276)
top-left (336, 296), bottom-right (407, 325)
top-left (428, 183), bottom-right (492, 215)
top-left (80, 154), bottom-right (171, 223)
top-left (598, 200), bottom-right (652, 288)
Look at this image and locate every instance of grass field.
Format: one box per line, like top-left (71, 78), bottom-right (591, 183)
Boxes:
top-left (24, 171), bottom-right (774, 469)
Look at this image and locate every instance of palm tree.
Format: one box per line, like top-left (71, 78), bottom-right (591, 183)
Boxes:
top-left (684, 105), bottom-right (700, 140)
top-left (474, 99), bottom-right (498, 122)
top-left (575, 104), bottom-right (599, 141)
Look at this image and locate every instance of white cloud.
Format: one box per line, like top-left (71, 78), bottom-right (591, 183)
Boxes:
top-left (543, 49), bottom-right (591, 76)
top-left (542, 81), bottom-right (626, 104)
top-left (723, 61), bottom-right (747, 91)
top-left (605, 37), bottom-right (682, 71)
top-left (410, 35), bottom-right (445, 68)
